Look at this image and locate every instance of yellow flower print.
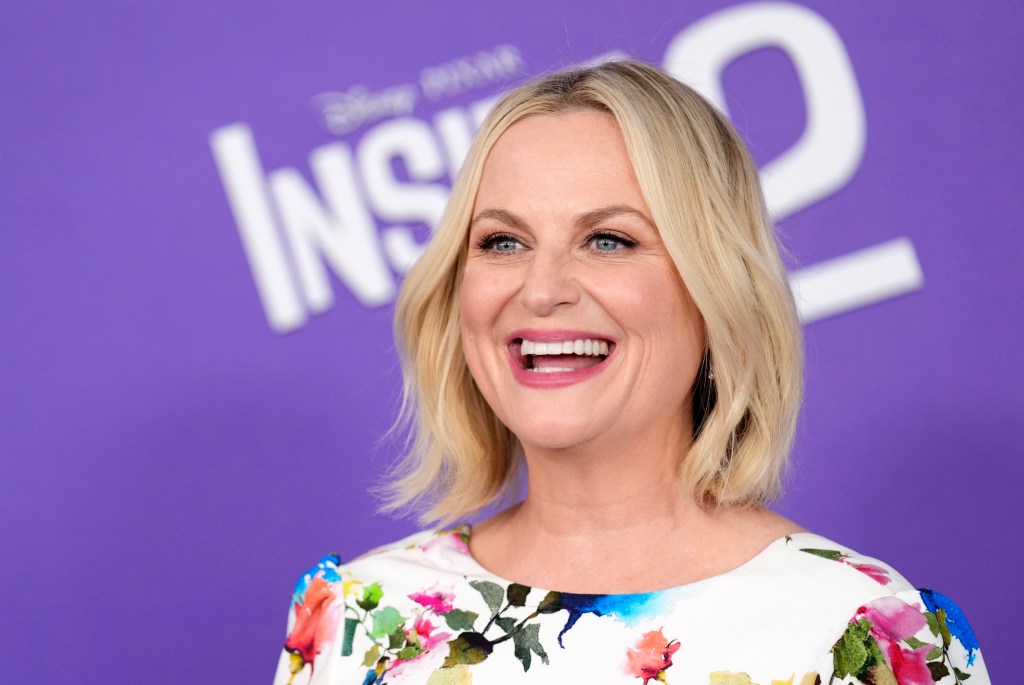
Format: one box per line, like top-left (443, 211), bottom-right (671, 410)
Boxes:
top-left (709, 672), bottom-right (816, 685)
top-left (426, 664), bottom-right (473, 684)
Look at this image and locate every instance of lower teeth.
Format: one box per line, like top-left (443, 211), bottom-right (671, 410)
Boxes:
top-left (528, 367), bottom-right (574, 373)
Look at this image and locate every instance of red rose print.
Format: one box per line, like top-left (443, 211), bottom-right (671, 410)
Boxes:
top-left (285, 576), bottom-right (339, 673)
top-left (626, 628), bottom-right (680, 684)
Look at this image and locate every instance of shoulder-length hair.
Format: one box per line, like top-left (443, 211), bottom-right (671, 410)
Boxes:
top-left (382, 59), bottom-right (802, 525)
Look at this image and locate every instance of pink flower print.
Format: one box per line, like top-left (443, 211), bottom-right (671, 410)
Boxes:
top-left (410, 614), bottom-right (451, 651)
top-left (419, 527), bottom-right (472, 556)
top-left (841, 559), bottom-right (892, 585)
top-left (795, 545), bottom-right (892, 586)
top-left (857, 596), bottom-right (932, 685)
top-left (880, 638), bottom-right (934, 685)
top-left (390, 614), bottom-right (453, 677)
top-left (448, 527), bottom-right (472, 555)
top-left (859, 596), bottom-right (927, 640)
top-left (409, 585), bottom-right (455, 614)
top-left (626, 628), bottom-right (680, 684)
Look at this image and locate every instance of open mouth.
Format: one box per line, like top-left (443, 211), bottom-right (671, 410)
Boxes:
top-left (509, 337), bottom-right (614, 373)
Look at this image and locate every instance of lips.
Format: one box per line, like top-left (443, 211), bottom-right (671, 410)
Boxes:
top-left (505, 330), bottom-right (615, 388)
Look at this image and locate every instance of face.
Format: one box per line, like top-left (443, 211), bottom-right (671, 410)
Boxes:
top-left (459, 110), bottom-right (705, 454)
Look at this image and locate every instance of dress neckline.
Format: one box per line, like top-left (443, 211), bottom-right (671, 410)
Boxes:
top-left (439, 524), bottom-right (817, 598)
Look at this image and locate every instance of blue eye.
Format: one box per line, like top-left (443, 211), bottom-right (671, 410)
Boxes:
top-left (477, 232), bottom-right (524, 254)
top-left (589, 232), bottom-right (638, 252)
top-left (494, 238), bottom-right (521, 252)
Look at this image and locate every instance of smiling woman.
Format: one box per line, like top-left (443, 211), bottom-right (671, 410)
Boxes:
top-left (390, 62), bottom-right (802, 526)
top-left (272, 61), bottom-right (989, 685)
top-left (460, 111), bottom-right (706, 456)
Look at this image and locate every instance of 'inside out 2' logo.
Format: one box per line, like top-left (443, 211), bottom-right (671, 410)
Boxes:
top-left (210, 2), bottom-right (922, 334)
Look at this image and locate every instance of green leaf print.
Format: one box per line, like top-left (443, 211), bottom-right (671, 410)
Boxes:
top-left (536, 591), bottom-right (562, 614)
top-left (362, 644), bottom-right (380, 668)
top-left (442, 632), bottom-right (494, 667)
top-left (470, 580), bottom-right (504, 618)
top-left (370, 606), bottom-right (406, 639)
top-left (936, 608), bottom-right (953, 648)
top-left (865, 638), bottom-right (898, 685)
top-left (494, 616), bottom-right (517, 634)
top-left (397, 644), bottom-right (425, 660)
top-left (799, 548), bottom-right (844, 561)
top-left (833, 619), bottom-right (870, 678)
top-left (511, 622), bottom-right (548, 672)
top-left (341, 616), bottom-right (358, 656)
top-left (506, 583), bottom-right (531, 607)
top-left (954, 666), bottom-right (973, 680)
top-left (443, 609), bottom-right (478, 631)
top-left (358, 582), bottom-right (384, 611)
top-left (929, 661), bottom-right (951, 681)
top-left (388, 628), bottom-right (405, 650)
top-left (927, 646), bottom-right (944, 661)
top-left (868, 662), bottom-right (899, 685)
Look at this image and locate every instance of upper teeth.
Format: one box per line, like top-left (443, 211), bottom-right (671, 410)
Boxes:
top-left (520, 338), bottom-right (609, 356)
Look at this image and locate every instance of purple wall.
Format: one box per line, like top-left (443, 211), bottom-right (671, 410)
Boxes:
top-left (1, 2), bottom-right (1019, 682)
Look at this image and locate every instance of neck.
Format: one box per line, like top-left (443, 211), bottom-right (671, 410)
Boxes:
top-left (467, 417), bottom-right (803, 592)
top-left (515, 424), bottom-right (700, 540)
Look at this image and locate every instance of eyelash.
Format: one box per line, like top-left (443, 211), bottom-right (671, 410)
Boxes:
top-left (587, 230), bottom-right (639, 251)
top-left (475, 230), bottom-right (639, 253)
top-left (475, 231), bottom-right (521, 252)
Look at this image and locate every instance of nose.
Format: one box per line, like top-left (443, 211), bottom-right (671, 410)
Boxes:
top-left (518, 249), bottom-right (580, 316)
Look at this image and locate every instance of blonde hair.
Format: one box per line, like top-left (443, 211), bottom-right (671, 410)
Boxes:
top-left (383, 60), bottom-right (802, 524)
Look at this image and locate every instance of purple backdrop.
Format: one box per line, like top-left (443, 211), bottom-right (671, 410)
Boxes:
top-left (1, 2), bottom-right (1020, 682)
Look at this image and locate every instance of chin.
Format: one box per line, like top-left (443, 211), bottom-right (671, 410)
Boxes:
top-left (509, 414), bottom-right (602, 452)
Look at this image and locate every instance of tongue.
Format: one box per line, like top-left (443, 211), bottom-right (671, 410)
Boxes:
top-left (532, 354), bottom-right (603, 371)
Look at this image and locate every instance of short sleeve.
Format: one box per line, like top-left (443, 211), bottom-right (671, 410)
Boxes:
top-left (816, 588), bottom-right (990, 684)
top-left (271, 554), bottom-right (345, 685)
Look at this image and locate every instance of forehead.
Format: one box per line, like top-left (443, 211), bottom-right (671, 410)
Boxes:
top-left (473, 110), bottom-right (651, 218)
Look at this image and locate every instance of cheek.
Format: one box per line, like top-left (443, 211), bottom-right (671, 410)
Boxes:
top-left (459, 267), bottom-right (492, 338)
top-left (458, 265), bottom-right (511, 367)
top-left (653, 284), bottom-right (704, 360)
top-left (611, 270), bottom-right (702, 338)
top-left (609, 268), bottom-right (705, 382)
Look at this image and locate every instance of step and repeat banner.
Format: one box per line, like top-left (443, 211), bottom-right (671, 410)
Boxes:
top-left (1, 2), bottom-right (1019, 682)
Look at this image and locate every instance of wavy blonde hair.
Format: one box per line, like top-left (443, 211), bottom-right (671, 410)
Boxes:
top-left (382, 60), bottom-right (802, 525)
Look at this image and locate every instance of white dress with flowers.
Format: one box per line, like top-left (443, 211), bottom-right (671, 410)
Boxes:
top-left (271, 528), bottom-right (989, 685)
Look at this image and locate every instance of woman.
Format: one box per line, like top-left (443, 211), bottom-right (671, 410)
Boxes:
top-left (273, 61), bottom-right (988, 685)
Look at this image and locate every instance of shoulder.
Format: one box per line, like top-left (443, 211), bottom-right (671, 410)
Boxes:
top-left (272, 527), bottom-right (475, 685)
top-left (723, 531), bottom-right (919, 629)
top-left (774, 532), bottom-right (916, 592)
top-left (772, 533), bottom-right (988, 684)
top-left (285, 525), bottom-right (476, 619)
top-left (350, 526), bottom-right (472, 564)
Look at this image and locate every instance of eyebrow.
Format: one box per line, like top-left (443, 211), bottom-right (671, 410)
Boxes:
top-left (470, 205), bottom-right (655, 232)
top-left (576, 205), bottom-right (656, 232)
top-left (470, 208), bottom-right (528, 231)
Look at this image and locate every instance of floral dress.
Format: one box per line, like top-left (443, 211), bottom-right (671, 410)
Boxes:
top-left (271, 528), bottom-right (988, 685)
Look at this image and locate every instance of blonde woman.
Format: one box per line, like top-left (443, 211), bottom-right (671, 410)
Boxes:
top-left (273, 61), bottom-right (988, 685)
